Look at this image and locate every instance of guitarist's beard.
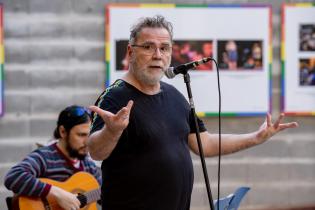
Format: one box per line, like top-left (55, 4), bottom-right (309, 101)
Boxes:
top-left (65, 137), bottom-right (87, 160)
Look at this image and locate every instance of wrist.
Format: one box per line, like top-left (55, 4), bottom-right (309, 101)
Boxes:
top-left (49, 186), bottom-right (62, 199)
top-left (253, 130), bottom-right (266, 145)
top-left (102, 125), bottom-right (123, 142)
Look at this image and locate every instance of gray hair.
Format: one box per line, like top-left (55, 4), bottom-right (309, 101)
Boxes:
top-left (129, 15), bottom-right (173, 44)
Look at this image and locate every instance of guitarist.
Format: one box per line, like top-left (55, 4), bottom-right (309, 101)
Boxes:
top-left (4, 105), bottom-right (102, 210)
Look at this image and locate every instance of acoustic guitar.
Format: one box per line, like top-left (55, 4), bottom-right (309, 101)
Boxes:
top-left (12, 171), bottom-right (101, 210)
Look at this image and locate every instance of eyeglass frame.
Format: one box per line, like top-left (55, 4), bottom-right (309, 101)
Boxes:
top-left (131, 43), bottom-right (172, 56)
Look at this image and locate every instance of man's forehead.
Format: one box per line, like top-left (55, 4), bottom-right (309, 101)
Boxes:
top-left (137, 27), bottom-right (171, 42)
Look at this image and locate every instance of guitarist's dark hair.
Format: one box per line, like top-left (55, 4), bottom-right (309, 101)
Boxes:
top-left (53, 105), bottom-right (91, 139)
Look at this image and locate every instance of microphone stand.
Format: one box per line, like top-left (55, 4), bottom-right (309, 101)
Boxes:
top-left (182, 71), bottom-right (215, 210)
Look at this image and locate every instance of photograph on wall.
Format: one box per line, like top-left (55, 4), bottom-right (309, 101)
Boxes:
top-left (299, 24), bottom-right (315, 52)
top-left (116, 40), bottom-right (129, 71)
top-left (281, 3), bottom-right (315, 115)
top-left (171, 40), bottom-right (213, 71)
top-left (299, 58), bottom-right (315, 86)
top-left (106, 4), bottom-right (272, 115)
top-left (217, 40), bottom-right (263, 70)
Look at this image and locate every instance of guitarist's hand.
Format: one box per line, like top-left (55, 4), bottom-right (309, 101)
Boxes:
top-left (49, 186), bottom-right (81, 210)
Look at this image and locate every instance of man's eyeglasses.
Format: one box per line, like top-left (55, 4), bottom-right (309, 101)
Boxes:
top-left (131, 43), bottom-right (172, 56)
top-left (66, 106), bottom-right (91, 118)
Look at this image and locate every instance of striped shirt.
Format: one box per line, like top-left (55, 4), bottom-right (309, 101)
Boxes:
top-left (4, 143), bottom-right (102, 198)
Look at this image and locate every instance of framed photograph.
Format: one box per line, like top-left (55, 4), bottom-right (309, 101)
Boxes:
top-left (299, 58), bottom-right (315, 86)
top-left (171, 40), bottom-right (213, 71)
top-left (0, 4), bottom-right (4, 117)
top-left (217, 40), bottom-right (263, 70)
top-left (106, 4), bottom-right (272, 116)
top-left (299, 24), bottom-right (315, 52)
top-left (281, 3), bottom-right (315, 115)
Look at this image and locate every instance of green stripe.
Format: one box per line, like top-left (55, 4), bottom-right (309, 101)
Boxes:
top-left (106, 61), bottom-right (110, 87)
top-left (281, 60), bottom-right (285, 81)
top-left (0, 64), bottom-right (3, 81)
top-left (200, 113), bottom-right (238, 117)
top-left (269, 63), bottom-right (272, 80)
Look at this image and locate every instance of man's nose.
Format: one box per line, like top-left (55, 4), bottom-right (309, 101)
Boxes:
top-left (152, 47), bottom-right (163, 58)
top-left (83, 136), bottom-right (89, 144)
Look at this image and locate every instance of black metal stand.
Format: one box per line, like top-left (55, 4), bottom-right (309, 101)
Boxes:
top-left (183, 72), bottom-right (215, 210)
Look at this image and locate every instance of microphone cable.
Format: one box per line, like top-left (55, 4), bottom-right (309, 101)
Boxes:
top-left (209, 57), bottom-right (222, 209)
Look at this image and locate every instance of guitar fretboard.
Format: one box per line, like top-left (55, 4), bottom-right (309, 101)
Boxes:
top-left (77, 188), bottom-right (101, 208)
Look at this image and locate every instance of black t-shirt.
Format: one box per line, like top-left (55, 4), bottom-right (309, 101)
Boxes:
top-left (91, 80), bottom-right (206, 210)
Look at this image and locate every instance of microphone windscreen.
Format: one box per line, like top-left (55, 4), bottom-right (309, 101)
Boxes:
top-left (164, 67), bottom-right (176, 79)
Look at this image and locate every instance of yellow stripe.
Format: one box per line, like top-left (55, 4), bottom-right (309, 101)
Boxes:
top-left (105, 42), bottom-right (110, 62)
top-left (196, 112), bottom-right (205, 117)
top-left (294, 3), bottom-right (313, 7)
top-left (0, 45), bottom-right (4, 64)
top-left (269, 45), bottom-right (272, 63)
top-left (281, 41), bottom-right (285, 60)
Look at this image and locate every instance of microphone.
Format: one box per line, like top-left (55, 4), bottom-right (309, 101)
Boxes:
top-left (165, 57), bottom-right (212, 79)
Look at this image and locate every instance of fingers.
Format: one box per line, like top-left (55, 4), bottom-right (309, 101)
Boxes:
top-left (268, 112), bottom-right (299, 131)
top-left (70, 206), bottom-right (80, 210)
top-left (89, 100), bottom-right (134, 123)
top-left (89, 105), bottom-right (114, 121)
top-left (273, 113), bottom-right (285, 129)
top-left (278, 122), bottom-right (299, 131)
top-left (89, 105), bottom-right (106, 116)
top-left (266, 113), bottom-right (272, 127)
top-left (124, 100), bottom-right (134, 112)
top-left (116, 100), bottom-right (134, 120)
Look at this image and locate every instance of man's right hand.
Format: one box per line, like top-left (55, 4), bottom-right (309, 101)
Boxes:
top-left (88, 100), bottom-right (134, 160)
top-left (89, 100), bottom-right (134, 135)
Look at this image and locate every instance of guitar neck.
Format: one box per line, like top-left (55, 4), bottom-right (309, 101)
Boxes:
top-left (77, 188), bottom-right (101, 208)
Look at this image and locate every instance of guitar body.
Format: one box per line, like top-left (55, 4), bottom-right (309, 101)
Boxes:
top-left (17, 172), bottom-right (100, 210)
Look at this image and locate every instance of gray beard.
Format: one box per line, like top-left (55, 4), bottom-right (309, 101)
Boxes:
top-left (133, 68), bottom-right (164, 86)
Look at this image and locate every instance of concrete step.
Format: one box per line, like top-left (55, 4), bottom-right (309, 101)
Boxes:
top-left (3, 0), bottom-right (109, 14)
top-left (5, 13), bottom-right (103, 40)
top-left (193, 157), bottom-right (315, 183)
top-left (3, 88), bottom-right (102, 115)
top-left (0, 139), bottom-right (46, 163)
top-left (5, 68), bottom-right (105, 91)
top-left (5, 38), bottom-right (104, 64)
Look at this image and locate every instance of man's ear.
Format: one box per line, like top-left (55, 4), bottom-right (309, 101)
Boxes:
top-left (127, 44), bottom-right (133, 57)
top-left (59, 125), bottom-right (67, 139)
